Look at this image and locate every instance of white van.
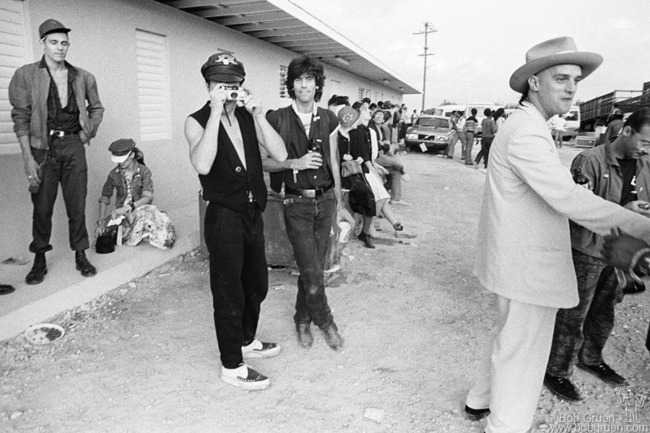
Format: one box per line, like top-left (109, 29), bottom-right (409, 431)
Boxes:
top-left (562, 105), bottom-right (580, 138)
top-left (433, 104), bottom-right (466, 117)
top-left (465, 102), bottom-right (501, 135)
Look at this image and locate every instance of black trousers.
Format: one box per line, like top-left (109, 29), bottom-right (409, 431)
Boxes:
top-left (30, 135), bottom-right (89, 253)
top-left (204, 202), bottom-right (268, 369)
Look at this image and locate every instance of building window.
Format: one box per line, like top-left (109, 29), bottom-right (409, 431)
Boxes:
top-left (135, 29), bottom-right (170, 142)
top-left (0, 0), bottom-right (31, 155)
top-left (358, 87), bottom-right (370, 102)
top-left (279, 65), bottom-right (288, 98)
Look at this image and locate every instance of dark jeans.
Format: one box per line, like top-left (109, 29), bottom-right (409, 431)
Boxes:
top-left (475, 136), bottom-right (493, 168)
top-left (547, 249), bottom-right (620, 378)
top-left (283, 189), bottom-right (336, 330)
top-left (204, 202), bottom-right (268, 369)
top-left (30, 135), bottom-right (89, 253)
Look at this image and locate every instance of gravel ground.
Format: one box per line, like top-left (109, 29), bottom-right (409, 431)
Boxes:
top-left (1, 147), bottom-right (648, 433)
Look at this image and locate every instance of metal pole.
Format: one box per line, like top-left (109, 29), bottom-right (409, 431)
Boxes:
top-left (414, 23), bottom-right (436, 113)
top-left (422, 23), bottom-right (429, 112)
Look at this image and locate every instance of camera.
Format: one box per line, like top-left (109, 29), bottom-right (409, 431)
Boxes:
top-left (223, 85), bottom-right (246, 101)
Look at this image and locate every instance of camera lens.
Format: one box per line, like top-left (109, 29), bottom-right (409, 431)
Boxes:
top-left (229, 91), bottom-right (238, 99)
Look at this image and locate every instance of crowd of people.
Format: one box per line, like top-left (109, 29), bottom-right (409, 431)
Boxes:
top-left (5, 17), bottom-right (650, 433)
top-left (442, 107), bottom-right (506, 169)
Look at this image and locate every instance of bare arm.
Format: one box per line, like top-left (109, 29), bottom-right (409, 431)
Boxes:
top-left (18, 135), bottom-right (41, 188)
top-left (243, 95), bottom-right (287, 162)
top-left (260, 144), bottom-right (322, 172)
top-left (185, 87), bottom-right (226, 175)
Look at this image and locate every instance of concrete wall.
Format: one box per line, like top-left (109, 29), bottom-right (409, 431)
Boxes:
top-left (0, 0), bottom-right (402, 261)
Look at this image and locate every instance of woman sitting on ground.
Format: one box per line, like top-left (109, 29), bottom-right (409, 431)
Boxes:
top-left (97, 139), bottom-right (176, 250)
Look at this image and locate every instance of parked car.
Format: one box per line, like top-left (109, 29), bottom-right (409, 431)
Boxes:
top-left (405, 115), bottom-right (454, 152)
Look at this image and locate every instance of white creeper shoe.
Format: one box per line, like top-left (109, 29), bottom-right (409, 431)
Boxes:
top-left (242, 339), bottom-right (281, 359)
top-left (221, 363), bottom-right (270, 391)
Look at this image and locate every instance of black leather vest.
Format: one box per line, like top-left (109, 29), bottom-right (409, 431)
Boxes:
top-left (190, 103), bottom-right (267, 212)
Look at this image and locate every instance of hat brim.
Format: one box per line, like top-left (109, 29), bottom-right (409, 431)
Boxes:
top-left (204, 73), bottom-right (244, 83)
top-left (41, 27), bottom-right (71, 39)
top-left (111, 153), bottom-right (130, 164)
top-left (509, 52), bottom-right (603, 93)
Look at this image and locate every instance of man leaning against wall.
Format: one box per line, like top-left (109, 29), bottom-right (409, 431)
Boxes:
top-left (9, 19), bottom-right (104, 285)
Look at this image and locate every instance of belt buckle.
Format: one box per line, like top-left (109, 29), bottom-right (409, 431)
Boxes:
top-left (49, 130), bottom-right (64, 138)
top-left (303, 190), bottom-right (316, 199)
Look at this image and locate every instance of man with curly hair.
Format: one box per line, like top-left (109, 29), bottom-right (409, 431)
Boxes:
top-left (264, 56), bottom-right (344, 351)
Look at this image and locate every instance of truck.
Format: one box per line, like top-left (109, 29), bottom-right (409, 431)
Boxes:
top-left (579, 89), bottom-right (645, 131)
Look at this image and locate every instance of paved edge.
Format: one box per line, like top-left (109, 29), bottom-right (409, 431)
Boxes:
top-left (0, 232), bottom-right (198, 342)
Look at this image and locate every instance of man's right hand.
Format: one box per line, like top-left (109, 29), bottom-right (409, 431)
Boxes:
top-left (209, 85), bottom-right (228, 110)
top-left (24, 158), bottom-right (41, 186)
top-left (624, 200), bottom-right (650, 217)
top-left (292, 152), bottom-right (322, 171)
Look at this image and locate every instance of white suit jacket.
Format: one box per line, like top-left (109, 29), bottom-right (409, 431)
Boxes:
top-left (475, 102), bottom-right (650, 308)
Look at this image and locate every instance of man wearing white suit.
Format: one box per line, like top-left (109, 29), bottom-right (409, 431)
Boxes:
top-left (464, 37), bottom-right (650, 433)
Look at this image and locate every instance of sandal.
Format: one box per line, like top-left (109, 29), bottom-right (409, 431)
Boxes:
top-left (393, 223), bottom-right (403, 231)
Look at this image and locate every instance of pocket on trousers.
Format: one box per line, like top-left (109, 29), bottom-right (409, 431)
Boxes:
top-left (204, 204), bottom-right (225, 247)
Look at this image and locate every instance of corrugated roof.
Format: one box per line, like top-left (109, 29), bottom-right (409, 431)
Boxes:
top-left (154, 0), bottom-right (420, 94)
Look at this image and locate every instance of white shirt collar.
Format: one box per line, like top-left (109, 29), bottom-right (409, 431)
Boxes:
top-left (292, 101), bottom-right (318, 117)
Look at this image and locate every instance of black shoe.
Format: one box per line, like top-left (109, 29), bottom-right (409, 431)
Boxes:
top-left (464, 405), bottom-right (490, 421)
top-left (577, 361), bottom-right (627, 385)
top-left (623, 282), bottom-right (646, 294)
top-left (75, 250), bottom-right (97, 277)
top-left (295, 322), bottom-right (313, 349)
top-left (0, 284), bottom-right (16, 295)
top-left (544, 374), bottom-right (582, 402)
top-left (26, 253), bottom-right (47, 285)
top-left (323, 323), bottom-right (343, 351)
top-left (358, 232), bottom-right (375, 249)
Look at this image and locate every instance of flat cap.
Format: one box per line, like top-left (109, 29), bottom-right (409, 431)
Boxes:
top-left (39, 19), bottom-right (70, 39)
top-left (201, 52), bottom-right (245, 83)
top-left (108, 139), bottom-right (136, 163)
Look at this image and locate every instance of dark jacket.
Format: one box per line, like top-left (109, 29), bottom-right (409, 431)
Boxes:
top-left (99, 162), bottom-right (154, 208)
top-left (570, 143), bottom-right (650, 258)
top-left (9, 57), bottom-right (104, 150)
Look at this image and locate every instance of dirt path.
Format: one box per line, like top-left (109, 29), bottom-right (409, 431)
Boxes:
top-left (1, 150), bottom-right (648, 433)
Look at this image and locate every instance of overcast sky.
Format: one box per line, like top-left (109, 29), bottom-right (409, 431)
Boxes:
top-left (291, 0), bottom-right (650, 110)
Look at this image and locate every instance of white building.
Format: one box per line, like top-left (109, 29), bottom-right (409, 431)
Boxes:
top-left (0, 0), bottom-right (418, 261)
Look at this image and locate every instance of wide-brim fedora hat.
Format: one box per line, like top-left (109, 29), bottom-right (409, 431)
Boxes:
top-left (509, 36), bottom-right (603, 94)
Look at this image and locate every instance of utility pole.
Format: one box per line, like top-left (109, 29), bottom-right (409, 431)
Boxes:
top-left (414, 22), bottom-right (437, 112)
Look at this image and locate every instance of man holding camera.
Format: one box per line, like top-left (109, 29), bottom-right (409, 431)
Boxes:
top-left (184, 52), bottom-right (287, 390)
top-left (9, 19), bottom-right (104, 285)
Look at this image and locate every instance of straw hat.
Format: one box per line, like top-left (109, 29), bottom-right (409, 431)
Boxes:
top-left (509, 36), bottom-right (603, 94)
